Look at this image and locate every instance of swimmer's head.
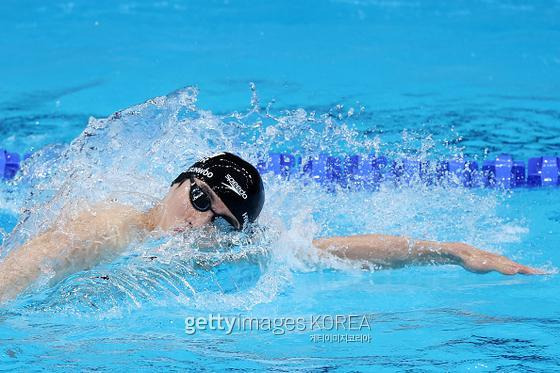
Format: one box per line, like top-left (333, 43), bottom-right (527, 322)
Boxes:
top-left (170, 152), bottom-right (265, 230)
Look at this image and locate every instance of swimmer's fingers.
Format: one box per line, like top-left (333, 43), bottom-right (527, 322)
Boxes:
top-left (454, 245), bottom-right (547, 276)
top-left (490, 261), bottom-right (543, 275)
top-left (492, 255), bottom-right (549, 275)
top-left (510, 263), bottom-right (548, 275)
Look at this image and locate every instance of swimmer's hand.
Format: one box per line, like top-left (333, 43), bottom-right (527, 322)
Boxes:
top-left (312, 234), bottom-right (547, 276)
top-left (448, 243), bottom-right (546, 275)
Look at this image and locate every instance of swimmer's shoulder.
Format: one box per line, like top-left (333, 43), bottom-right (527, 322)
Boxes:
top-left (66, 201), bottom-right (145, 233)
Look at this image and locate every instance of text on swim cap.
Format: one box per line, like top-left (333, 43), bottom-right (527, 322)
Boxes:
top-left (188, 167), bottom-right (214, 178)
top-left (222, 174), bottom-right (248, 199)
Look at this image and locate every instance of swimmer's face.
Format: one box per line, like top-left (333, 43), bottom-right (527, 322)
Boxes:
top-left (160, 177), bottom-right (240, 231)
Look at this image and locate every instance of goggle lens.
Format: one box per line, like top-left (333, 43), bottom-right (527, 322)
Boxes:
top-left (188, 177), bottom-right (241, 230)
top-left (189, 181), bottom-right (212, 212)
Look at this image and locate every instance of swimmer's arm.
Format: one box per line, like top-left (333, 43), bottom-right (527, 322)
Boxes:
top-left (0, 230), bottom-right (67, 304)
top-left (312, 234), bottom-right (544, 275)
top-left (0, 204), bottom-right (144, 304)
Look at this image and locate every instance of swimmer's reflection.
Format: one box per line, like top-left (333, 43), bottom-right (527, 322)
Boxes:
top-left (0, 152), bottom-right (546, 304)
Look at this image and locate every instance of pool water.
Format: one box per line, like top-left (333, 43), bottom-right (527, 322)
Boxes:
top-left (1, 0), bottom-right (560, 371)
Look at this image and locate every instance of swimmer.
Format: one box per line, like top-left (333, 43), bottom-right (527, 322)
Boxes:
top-left (0, 152), bottom-right (545, 304)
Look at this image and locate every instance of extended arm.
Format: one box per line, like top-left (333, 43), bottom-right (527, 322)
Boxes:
top-left (0, 204), bottom-right (145, 304)
top-left (0, 229), bottom-right (68, 303)
top-left (312, 234), bottom-right (544, 275)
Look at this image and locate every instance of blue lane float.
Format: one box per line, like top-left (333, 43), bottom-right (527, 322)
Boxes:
top-left (528, 156), bottom-right (560, 187)
top-left (258, 152), bottom-right (560, 189)
top-left (437, 159), bottom-right (479, 187)
top-left (0, 149), bottom-right (23, 180)
top-left (481, 153), bottom-right (527, 188)
top-left (1, 149), bottom-right (559, 189)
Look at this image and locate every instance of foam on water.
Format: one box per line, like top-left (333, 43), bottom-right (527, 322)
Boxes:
top-left (0, 86), bottom-right (530, 315)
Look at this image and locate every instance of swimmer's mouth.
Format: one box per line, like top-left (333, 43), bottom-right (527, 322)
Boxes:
top-left (173, 227), bottom-right (186, 233)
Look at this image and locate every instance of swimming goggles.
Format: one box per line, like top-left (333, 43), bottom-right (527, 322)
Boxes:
top-left (189, 177), bottom-right (240, 229)
top-left (189, 177), bottom-right (213, 212)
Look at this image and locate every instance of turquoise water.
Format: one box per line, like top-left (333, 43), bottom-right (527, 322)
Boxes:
top-left (1, 1), bottom-right (559, 371)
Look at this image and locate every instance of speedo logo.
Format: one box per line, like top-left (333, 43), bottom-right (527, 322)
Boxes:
top-left (222, 174), bottom-right (248, 199)
top-left (189, 167), bottom-right (213, 178)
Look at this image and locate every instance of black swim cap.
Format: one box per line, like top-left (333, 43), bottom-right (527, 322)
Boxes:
top-left (172, 152), bottom-right (265, 230)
